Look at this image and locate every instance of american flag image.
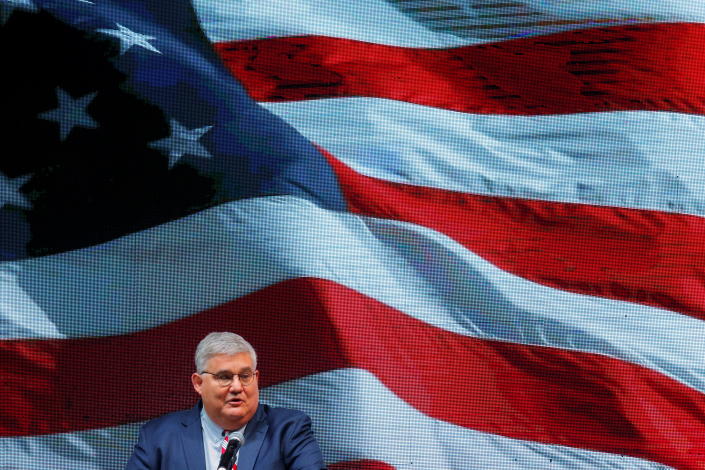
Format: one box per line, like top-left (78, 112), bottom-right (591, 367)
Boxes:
top-left (2, 0), bottom-right (705, 468)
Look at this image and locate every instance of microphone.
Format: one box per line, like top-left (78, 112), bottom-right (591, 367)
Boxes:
top-left (217, 431), bottom-right (245, 470)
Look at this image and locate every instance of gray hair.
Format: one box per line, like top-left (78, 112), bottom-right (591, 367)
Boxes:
top-left (194, 332), bottom-right (257, 372)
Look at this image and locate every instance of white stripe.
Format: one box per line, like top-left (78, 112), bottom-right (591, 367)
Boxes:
top-left (192, 0), bottom-right (705, 47)
top-left (0, 263), bottom-right (64, 339)
top-left (3, 197), bottom-right (705, 394)
top-left (265, 369), bottom-right (672, 469)
top-left (0, 369), bottom-right (672, 470)
top-left (263, 99), bottom-right (705, 216)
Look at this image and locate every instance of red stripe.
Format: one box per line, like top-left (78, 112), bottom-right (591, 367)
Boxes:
top-left (321, 149), bottom-right (705, 319)
top-left (2, 278), bottom-right (705, 468)
top-left (215, 23), bottom-right (705, 116)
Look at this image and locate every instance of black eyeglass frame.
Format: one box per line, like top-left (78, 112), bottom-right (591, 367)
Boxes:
top-left (200, 370), bottom-right (258, 387)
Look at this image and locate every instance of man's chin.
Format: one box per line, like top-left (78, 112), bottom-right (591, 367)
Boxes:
top-left (224, 400), bottom-right (246, 411)
top-left (222, 405), bottom-right (247, 419)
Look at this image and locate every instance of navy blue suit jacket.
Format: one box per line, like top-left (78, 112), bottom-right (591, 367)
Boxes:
top-left (125, 403), bottom-right (326, 470)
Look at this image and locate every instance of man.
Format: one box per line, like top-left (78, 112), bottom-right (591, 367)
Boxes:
top-left (126, 332), bottom-right (327, 470)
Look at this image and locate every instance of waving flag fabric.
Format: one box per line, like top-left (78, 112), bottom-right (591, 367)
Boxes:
top-left (2, 0), bottom-right (705, 469)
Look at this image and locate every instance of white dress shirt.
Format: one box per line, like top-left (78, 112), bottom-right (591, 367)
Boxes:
top-left (200, 408), bottom-right (246, 470)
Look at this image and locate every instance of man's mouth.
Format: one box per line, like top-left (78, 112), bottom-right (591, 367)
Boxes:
top-left (227, 399), bottom-right (243, 406)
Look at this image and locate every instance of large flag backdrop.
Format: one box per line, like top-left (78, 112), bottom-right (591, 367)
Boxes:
top-left (2, 0), bottom-right (705, 468)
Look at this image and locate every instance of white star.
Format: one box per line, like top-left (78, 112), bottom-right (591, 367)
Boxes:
top-left (97, 23), bottom-right (161, 55)
top-left (0, 0), bottom-right (38, 25)
top-left (0, 173), bottom-right (31, 210)
top-left (149, 120), bottom-right (213, 168)
top-left (38, 88), bottom-right (99, 141)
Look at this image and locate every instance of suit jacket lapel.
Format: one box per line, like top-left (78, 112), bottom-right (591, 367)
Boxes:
top-left (237, 405), bottom-right (268, 470)
top-left (181, 402), bottom-right (206, 470)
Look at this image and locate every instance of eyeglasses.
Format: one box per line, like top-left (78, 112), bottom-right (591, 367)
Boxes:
top-left (201, 370), bottom-right (257, 387)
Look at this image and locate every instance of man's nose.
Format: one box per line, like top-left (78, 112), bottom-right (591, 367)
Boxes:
top-left (228, 377), bottom-right (244, 392)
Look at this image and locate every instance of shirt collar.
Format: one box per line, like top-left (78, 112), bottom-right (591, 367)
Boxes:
top-left (200, 407), bottom-right (223, 447)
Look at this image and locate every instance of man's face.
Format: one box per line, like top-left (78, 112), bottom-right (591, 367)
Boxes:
top-left (191, 352), bottom-right (259, 430)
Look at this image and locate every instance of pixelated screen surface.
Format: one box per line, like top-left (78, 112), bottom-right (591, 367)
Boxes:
top-left (2, 0), bottom-right (705, 468)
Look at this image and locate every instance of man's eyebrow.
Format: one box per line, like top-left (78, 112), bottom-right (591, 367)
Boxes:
top-left (213, 368), bottom-right (253, 374)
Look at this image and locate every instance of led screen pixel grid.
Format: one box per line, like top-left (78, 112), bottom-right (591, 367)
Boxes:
top-left (2, 1), bottom-right (705, 469)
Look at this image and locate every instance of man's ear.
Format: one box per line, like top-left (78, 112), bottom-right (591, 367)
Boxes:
top-left (191, 372), bottom-right (203, 395)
